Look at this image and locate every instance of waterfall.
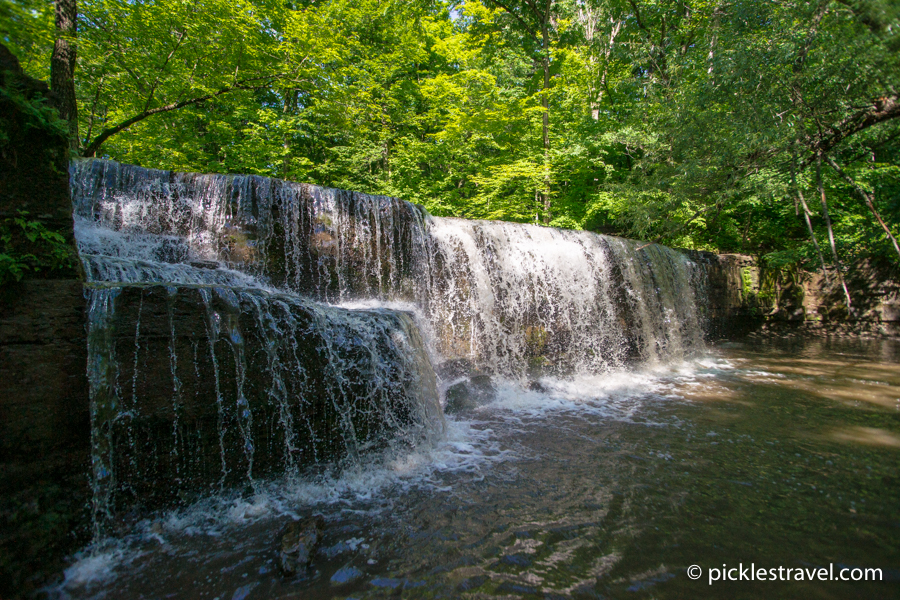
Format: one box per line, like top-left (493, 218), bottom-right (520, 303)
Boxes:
top-left (425, 219), bottom-right (706, 374)
top-left (83, 283), bottom-right (441, 533)
top-left (73, 161), bottom-right (443, 533)
top-left (72, 158), bottom-right (708, 530)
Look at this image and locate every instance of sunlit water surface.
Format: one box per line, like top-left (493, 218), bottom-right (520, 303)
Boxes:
top-left (53, 337), bottom-right (900, 600)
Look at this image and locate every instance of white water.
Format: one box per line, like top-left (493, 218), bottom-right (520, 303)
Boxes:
top-left (71, 159), bottom-right (708, 379)
top-left (55, 356), bottom-right (725, 598)
top-left (61, 158), bottom-right (714, 596)
top-left (425, 218), bottom-right (706, 373)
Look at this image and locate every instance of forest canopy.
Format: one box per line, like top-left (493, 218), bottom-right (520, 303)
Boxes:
top-left (2, 0), bottom-right (899, 277)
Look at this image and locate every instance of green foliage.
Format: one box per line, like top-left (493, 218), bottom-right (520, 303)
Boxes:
top-left (0, 82), bottom-right (68, 147)
top-left (3, 0), bottom-right (898, 267)
top-left (0, 212), bottom-right (78, 285)
top-left (0, 0), bottom-right (54, 79)
top-left (740, 267), bottom-right (753, 300)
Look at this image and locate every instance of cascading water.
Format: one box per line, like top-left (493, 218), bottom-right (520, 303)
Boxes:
top-left (73, 159), bottom-right (707, 372)
top-left (424, 218), bottom-right (706, 374)
top-left (58, 160), bottom-right (900, 600)
top-left (71, 157), bottom-right (708, 533)
top-left (73, 161), bottom-right (444, 534)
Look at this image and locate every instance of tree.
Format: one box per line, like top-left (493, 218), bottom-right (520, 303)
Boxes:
top-left (483, 0), bottom-right (556, 223)
top-left (50, 0), bottom-right (78, 152)
top-left (75, 0), bottom-right (300, 158)
top-left (5, 0), bottom-right (897, 274)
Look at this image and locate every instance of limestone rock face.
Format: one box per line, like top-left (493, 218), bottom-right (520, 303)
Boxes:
top-left (86, 284), bottom-right (443, 521)
top-left (0, 45), bottom-right (86, 598)
top-left (694, 251), bottom-right (900, 338)
top-left (0, 280), bottom-right (90, 598)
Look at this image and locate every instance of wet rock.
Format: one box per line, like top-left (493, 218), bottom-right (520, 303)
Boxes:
top-left (469, 374), bottom-right (496, 399)
top-left (330, 565), bottom-right (364, 585)
top-left (370, 577), bottom-right (404, 589)
top-left (435, 358), bottom-right (476, 380)
top-left (231, 582), bottom-right (259, 600)
top-left (279, 515), bottom-right (325, 575)
top-left (85, 284), bottom-right (442, 516)
top-left (457, 574), bottom-right (489, 592)
top-left (500, 553), bottom-right (532, 567)
top-left (155, 237), bottom-right (190, 263)
top-left (0, 280), bottom-right (90, 598)
top-left (190, 260), bottom-right (220, 270)
top-left (445, 381), bottom-right (476, 413)
top-left (527, 380), bottom-right (547, 393)
top-left (444, 374), bottom-right (496, 414)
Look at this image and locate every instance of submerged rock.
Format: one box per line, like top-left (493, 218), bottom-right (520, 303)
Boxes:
top-left (469, 374), bottom-right (496, 398)
top-left (330, 565), bottom-right (364, 585)
top-left (279, 515), bottom-right (325, 576)
top-left (444, 374), bottom-right (497, 414)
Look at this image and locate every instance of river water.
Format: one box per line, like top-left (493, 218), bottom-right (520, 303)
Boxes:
top-left (55, 336), bottom-right (900, 600)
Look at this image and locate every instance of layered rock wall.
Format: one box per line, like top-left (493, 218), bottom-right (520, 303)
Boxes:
top-left (0, 44), bottom-right (87, 598)
top-left (0, 281), bottom-right (90, 597)
top-left (698, 253), bottom-right (900, 338)
top-left (86, 284), bottom-right (441, 522)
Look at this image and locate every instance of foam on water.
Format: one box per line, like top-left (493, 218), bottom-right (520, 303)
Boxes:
top-left (51, 416), bottom-right (512, 595)
top-left (51, 352), bottom-right (744, 597)
top-left (62, 158), bottom-right (722, 597)
top-left (57, 547), bottom-right (139, 596)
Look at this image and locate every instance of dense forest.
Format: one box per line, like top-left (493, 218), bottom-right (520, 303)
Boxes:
top-left (3, 0), bottom-right (899, 282)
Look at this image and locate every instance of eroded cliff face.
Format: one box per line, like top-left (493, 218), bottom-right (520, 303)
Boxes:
top-left (0, 281), bottom-right (91, 598)
top-left (85, 284), bottom-right (442, 530)
top-left (698, 253), bottom-right (900, 338)
top-left (0, 46), bottom-right (89, 599)
top-left (66, 160), bottom-right (713, 540)
top-left (70, 159), bottom-right (710, 379)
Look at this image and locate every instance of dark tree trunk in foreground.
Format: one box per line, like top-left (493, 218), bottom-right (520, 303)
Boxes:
top-left (51, 0), bottom-right (79, 153)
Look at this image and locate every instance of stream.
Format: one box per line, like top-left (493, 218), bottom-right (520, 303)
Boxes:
top-left (55, 336), bottom-right (900, 600)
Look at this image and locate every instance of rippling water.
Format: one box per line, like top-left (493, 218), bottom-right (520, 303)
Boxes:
top-left (52, 337), bottom-right (900, 600)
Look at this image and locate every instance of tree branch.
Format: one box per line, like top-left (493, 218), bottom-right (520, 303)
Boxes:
top-left (812, 93), bottom-right (900, 156)
top-left (791, 152), bottom-right (828, 277)
top-left (794, 0), bottom-right (829, 73)
top-left (82, 76), bottom-right (281, 157)
top-left (816, 152), bottom-right (853, 310)
top-left (486, 0), bottom-right (539, 39)
top-left (143, 29), bottom-right (187, 114)
top-left (628, 0), bottom-right (649, 34)
top-left (824, 154), bottom-right (900, 262)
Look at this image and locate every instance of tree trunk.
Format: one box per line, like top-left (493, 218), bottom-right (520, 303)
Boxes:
top-left (382, 103), bottom-right (391, 183)
top-left (816, 153), bottom-right (852, 311)
top-left (790, 158), bottom-right (828, 278)
top-left (51, 0), bottom-right (79, 154)
top-left (823, 154), bottom-right (900, 263)
top-left (540, 4), bottom-right (551, 225)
